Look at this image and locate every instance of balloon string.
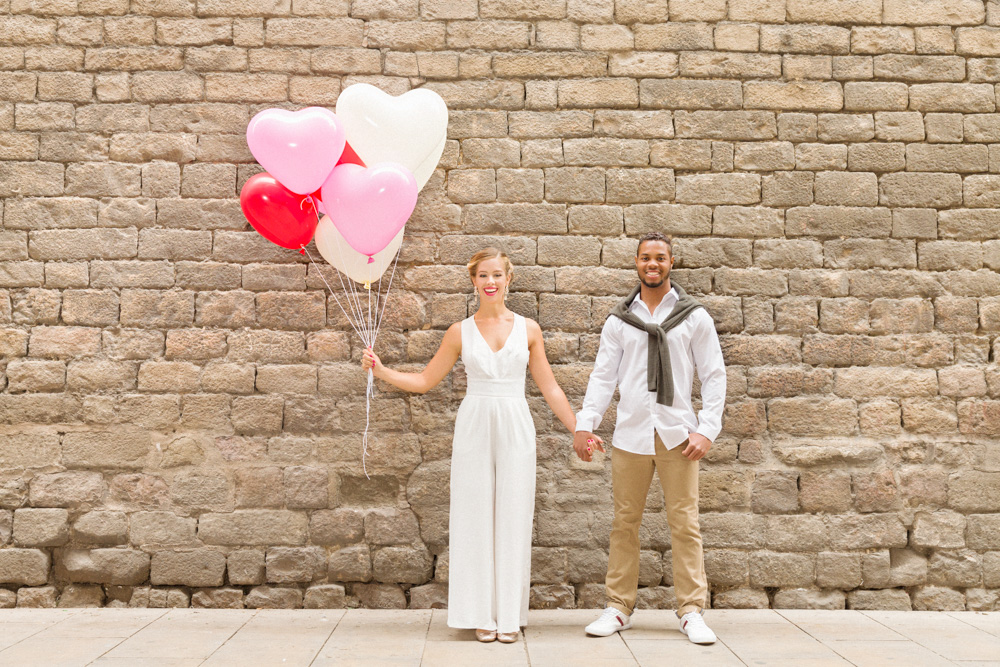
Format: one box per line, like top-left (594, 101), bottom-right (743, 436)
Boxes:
top-left (301, 246), bottom-right (368, 345)
top-left (324, 224), bottom-right (368, 342)
top-left (372, 245), bottom-right (402, 346)
top-left (319, 232), bottom-right (370, 345)
top-left (335, 233), bottom-right (372, 343)
top-left (301, 245), bottom-right (378, 479)
top-left (363, 369), bottom-right (374, 480)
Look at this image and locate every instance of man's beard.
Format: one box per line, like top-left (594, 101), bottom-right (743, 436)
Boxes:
top-left (639, 271), bottom-right (667, 288)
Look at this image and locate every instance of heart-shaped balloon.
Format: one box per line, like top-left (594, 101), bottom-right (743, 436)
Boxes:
top-left (321, 162), bottom-right (417, 259)
top-left (315, 215), bottom-right (403, 285)
top-left (246, 107), bottom-right (346, 195)
top-left (338, 140), bottom-right (365, 167)
top-left (240, 172), bottom-right (319, 250)
top-left (314, 140), bottom-right (366, 216)
top-left (335, 84), bottom-right (448, 191)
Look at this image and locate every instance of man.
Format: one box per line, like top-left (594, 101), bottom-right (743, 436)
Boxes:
top-left (575, 232), bottom-right (726, 644)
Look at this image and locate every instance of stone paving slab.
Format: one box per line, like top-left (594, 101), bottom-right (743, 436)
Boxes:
top-left (0, 609), bottom-right (997, 666)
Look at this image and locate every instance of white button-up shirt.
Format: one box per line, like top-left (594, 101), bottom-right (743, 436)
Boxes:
top-left (575, 286), bottom-right (727, 454)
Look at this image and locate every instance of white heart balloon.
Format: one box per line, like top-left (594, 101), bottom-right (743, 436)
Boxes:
top-left (412, 135), bottom-right (447, 191)
top-left (315, 215), bottom-right (403, 285)
top-left (336, 84), bottom-right (448, 192)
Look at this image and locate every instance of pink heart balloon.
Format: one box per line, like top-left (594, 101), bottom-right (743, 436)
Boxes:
top-left (246, 107), bottom-right (346, 195)
top-left (321, 162), bottom-right (418, 260)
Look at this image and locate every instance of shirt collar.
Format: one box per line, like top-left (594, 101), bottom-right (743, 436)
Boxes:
top-left (629, 286), bottom-right (678, 319)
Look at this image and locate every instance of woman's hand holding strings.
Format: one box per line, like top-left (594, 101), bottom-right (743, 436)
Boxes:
top-left (362, 347), bottom-right (384, 377)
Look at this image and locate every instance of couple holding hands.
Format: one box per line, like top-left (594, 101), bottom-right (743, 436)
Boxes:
top-left (362, 232), bottom-right (726, 645)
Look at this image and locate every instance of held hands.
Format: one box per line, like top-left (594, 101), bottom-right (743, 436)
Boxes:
top-left (572, 431), bottom-right (605, 462)
top-left (682, 432), bottom-right (712, 461)
top-left (362, 347), bottom-right (384, 377)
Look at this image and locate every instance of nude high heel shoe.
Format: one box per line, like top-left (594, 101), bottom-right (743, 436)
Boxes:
top-left (476, 629), bottom-right (497, 642)
top-left (497, 631), bottom-right (519, 643)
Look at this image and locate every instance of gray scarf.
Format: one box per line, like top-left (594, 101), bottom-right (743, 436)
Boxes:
top-left (609, 282), bottom-right (704, 407)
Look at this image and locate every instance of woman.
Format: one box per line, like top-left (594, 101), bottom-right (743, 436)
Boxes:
top-left (362, 248), bottom-right (591, 643)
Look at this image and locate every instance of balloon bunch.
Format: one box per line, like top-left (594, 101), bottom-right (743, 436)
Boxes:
top-left (241, 84), bottom-right (449, 474)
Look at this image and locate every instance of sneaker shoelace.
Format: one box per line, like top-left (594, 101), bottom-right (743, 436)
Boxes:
top-left (599, 608), bottom-right (624, 624)
top-left (683, 613), bottom-right (708, 632)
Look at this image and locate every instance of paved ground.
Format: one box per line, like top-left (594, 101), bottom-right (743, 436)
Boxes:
top-left (0, 608), bottom-right (998, 666)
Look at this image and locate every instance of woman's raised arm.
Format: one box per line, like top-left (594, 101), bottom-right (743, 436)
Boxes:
top-left (363, 322), bottom-right (462, 394)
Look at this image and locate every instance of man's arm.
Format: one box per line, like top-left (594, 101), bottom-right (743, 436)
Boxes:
top-left (682, 309), bottom-right (727, 461)
top-left (573, 317), bottom-right (624, 461)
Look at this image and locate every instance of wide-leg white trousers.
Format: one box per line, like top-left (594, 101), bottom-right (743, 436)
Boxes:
top-left (446, 394), bottom-right (536, 633)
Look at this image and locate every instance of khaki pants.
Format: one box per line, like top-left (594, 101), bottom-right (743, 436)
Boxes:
top-left (606, 434), bottom-right (708, 618)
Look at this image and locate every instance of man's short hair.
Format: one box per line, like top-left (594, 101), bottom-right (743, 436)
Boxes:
top-left (636, 231), bottom-right (672, 256)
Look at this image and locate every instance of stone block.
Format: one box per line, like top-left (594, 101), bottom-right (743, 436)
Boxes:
top-left (198, 510), bottom-right (309, 546)
top-left (676, 173), bottom-right (760, 205)
top-left (774, 589), bottom-right (846, 610)
top-left (910, 83), bottom-right (995, 112)
top-left (151, 550), bottom-right (226, 587)
top-left (750, 552), bottom-right (815, 587)
top-left (828, 514), bottom-right (908, 550)
top-left (373, 545), bottom-right (434, 584)
top-left (889, 549), bottom-right (928, 587)
top-left (912, 586), bottom-right (966, 611)
top-left (948, 471), bottom-right (1000, 511)
top-left (329, 544), bottom-right (372, 582)
top-left (364, 508), bottom-right (421, 546)
top-left (55, 548), bottom-right (149, 585)
top-left (16, 587), bottom-right (57, 608)
top-left (354, 582), bottom-right (405, 608)
top-left (557, 78), bottom-right (637, 109)
top-left (763, 515), bottom-right (828, 553)
top-left (883, 0), bottom-right (985, 26)
top-left (713, 588), bottom-right (770, 609)
top-left (62, 429), bottom-right (151, 469)
top-left (0, 548), bottom-right (50, 585)
top-left (304, 584), bottom-right (346, 609)
top-left (227, 549), bottom-right (265, 586)
top-left (72, 511), bottom-right (127, 545)
top-left (846, 589), bottom-right (912, 610)
top-left (54, 584), bottom-right (105, 610)
top-left (265, 546), bottom-right (326, 583)
top-left (751, 471), bottom-right (799, 514)
top-left (409, 582), bottom-right (447, 610)
top-left (816, 552), bottom-right (862, 589)
top-left (130, 512), bottom-right (197, 547)
top-left (191, 588), bottom-right (244, 609)
top-left (245, 586), bottom-right (303, 609)
top-left (768, 397), bottom-right (857, 436)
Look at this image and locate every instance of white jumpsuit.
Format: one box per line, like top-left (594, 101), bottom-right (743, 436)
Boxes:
top-left (447, 314), bottom-right (537, 633)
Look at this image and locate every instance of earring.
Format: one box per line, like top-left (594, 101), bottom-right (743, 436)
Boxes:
top-left (473, 288), bottom-right (479, 308)
top-left (504, 285), bottom-right (509, 298)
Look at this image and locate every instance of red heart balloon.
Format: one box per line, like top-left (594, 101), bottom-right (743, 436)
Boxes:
top-left (338, 140), bottom-right (365, 167)
top-left (240, 172), bottom-right (319, 250)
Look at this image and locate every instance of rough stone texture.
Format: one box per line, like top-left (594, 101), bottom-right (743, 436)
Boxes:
top-left (303, 584), bottom-right (346, 609)
top-left (58, 584), bottom-right (104, 608)
top-left (0, 2), bottom-right (996, 613)
top-left (191, 588), bottom-right (244, 609)
top-left (150, 550), bottom-right (226, 587)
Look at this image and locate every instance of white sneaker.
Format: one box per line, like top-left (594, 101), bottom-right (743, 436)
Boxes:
top-left (679, 611), bottom-right (717, 644)
top-left (585, 607), bottom-right (632, 636)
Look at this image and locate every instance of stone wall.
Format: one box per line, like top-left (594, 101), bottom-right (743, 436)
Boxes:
top-left (0, 0), bottom-right (999, 612)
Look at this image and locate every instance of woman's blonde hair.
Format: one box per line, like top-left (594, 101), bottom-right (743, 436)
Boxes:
top-left (467, 247), bottom-right (514, 283)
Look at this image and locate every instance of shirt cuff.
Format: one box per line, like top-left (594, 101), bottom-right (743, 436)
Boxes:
top-left (694, 424), bottom-right (721, 443)
top-left (575, 412), bottom-right (600, 433)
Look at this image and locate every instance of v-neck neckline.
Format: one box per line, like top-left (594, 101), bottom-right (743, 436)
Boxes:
top-left (473, 313), bottom-right (517, 355)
